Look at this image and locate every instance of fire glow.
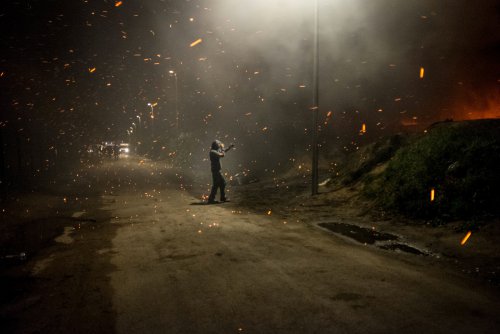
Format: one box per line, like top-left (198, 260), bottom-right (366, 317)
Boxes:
top-left (448, 92), bottom-right (500, 121)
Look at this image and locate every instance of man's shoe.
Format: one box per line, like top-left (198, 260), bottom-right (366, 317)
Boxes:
top-left (220, 198), bottom-right (230, 203)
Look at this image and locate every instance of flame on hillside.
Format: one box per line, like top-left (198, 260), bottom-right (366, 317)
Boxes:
top-left (449, 91), bottom-right (500, 121)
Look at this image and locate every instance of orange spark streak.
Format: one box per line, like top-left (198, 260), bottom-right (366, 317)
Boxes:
top-left (115, 1), bottom-right (123, 7)
top-left (190, 38), bottom-right (203, 47)
top-left (461, 231), bottom-right (472, 245)
top-left (420, 67), bottom-right (425, 79)
top-left (88, 67), bottom-right (96, 73)
top-left (361, 123), bottom-right (366, 133)
top-left (430, 188), bottom-right (435, 202)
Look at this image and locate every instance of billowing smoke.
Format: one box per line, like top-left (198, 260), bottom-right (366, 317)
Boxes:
top-left (155, 0), bottom-right (499, 174)
top-left (1, 0), bottom-right (498, 184)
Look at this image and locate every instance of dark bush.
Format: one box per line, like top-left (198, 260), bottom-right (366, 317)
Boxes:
top-left (369, 120), bottom-right (500, 220)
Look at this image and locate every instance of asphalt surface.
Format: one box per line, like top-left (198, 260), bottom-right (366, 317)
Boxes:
top-left (1, 157), bottom-right (500, 333)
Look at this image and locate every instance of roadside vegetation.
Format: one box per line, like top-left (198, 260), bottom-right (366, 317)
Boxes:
top-left (339, 119), bottom-right (500, 222)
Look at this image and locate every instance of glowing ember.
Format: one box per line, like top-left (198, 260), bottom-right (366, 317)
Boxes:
top-left (419, 67), bottom-right (425, 79)
top-left (115, 1), bottom-right (123, 7)
top-left (190, 38), bottom-right (203, 47)
top-left (360, 123), bottom-right (366, 133)
top-left (430, 188), bottom-right (435, 202)
top-left (267, 210), bottom-right (272, 215)
top-left (88, 67), bottom-right (96, 73)
top-left (460, 231), bottom-right (472, 245)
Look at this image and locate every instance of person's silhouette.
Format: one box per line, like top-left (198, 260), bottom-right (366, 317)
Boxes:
top-left (207, 140), bottom-right (233, 204)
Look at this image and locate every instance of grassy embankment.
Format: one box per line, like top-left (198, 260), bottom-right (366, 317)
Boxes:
top-left (339, 119), bottom-right (500, 223)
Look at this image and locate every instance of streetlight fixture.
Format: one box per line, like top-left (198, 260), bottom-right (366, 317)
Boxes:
top-left (147, 102), bottom-right (156, 119)
top-left (169, 70), bottom-right (179, 129)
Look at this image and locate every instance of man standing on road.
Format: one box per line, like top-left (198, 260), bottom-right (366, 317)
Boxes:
top-left (208, 140), bottom-right (233, 204)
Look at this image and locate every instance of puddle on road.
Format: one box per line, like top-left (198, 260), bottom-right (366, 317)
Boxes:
top-left (318, 222), bottom-right (427, 256)
top-left (318, 222), bottom-right (397, 245)
top-left (71, 211), bottom-right (86, 218)
top-left (54, 226), bottom-right (75, 244)
top-left (379, 243), bottom-right (426, 256)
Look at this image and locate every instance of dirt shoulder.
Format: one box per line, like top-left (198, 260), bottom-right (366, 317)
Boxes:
top-left (227, 172), bottom-right (500, 288)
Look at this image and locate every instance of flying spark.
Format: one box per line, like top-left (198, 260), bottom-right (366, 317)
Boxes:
top-left (88, 67), bottom-right (96, 73)
top-left (115, 1), bottom-right (123, 7)
top-left (460, 231), bottom-right (472, 245)
top-left (420, 67), bottom-right (425, 79)
top-left (430, 188), bottom-right (435, 201)
top-left (190, 38), bottom-right (203, 47)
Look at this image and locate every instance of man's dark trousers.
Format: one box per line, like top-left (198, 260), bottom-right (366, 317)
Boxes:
top-left (208, 170), bottom-right (226, 202)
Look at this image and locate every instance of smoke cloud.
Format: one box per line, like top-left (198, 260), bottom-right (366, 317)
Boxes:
top-left (1, 0), bottom-right (498, 182)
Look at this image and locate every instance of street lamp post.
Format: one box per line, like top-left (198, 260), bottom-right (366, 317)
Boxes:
top-left (148, 102), bottom-right (157, 137)
top-left (311, 0), bottom-right (320, 196)
top-left (135, 116), bottom-right (142, 154)
top-left (169, 70), bottom-right (179, 129)
top-left (148, 102), bottom-right (155, 117)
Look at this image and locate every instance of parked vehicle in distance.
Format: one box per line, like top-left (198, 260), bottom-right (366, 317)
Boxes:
top-left (119, 143), bottom-right (130, 156)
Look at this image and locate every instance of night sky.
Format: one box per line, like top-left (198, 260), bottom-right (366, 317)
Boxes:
top-left (1, 0), bottom-right (499, 176)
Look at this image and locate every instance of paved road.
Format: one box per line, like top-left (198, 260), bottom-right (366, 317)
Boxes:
top-left (104, 159), bottom-right (499, 333)
top-left (3, 158), bottom-right (500, 333)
